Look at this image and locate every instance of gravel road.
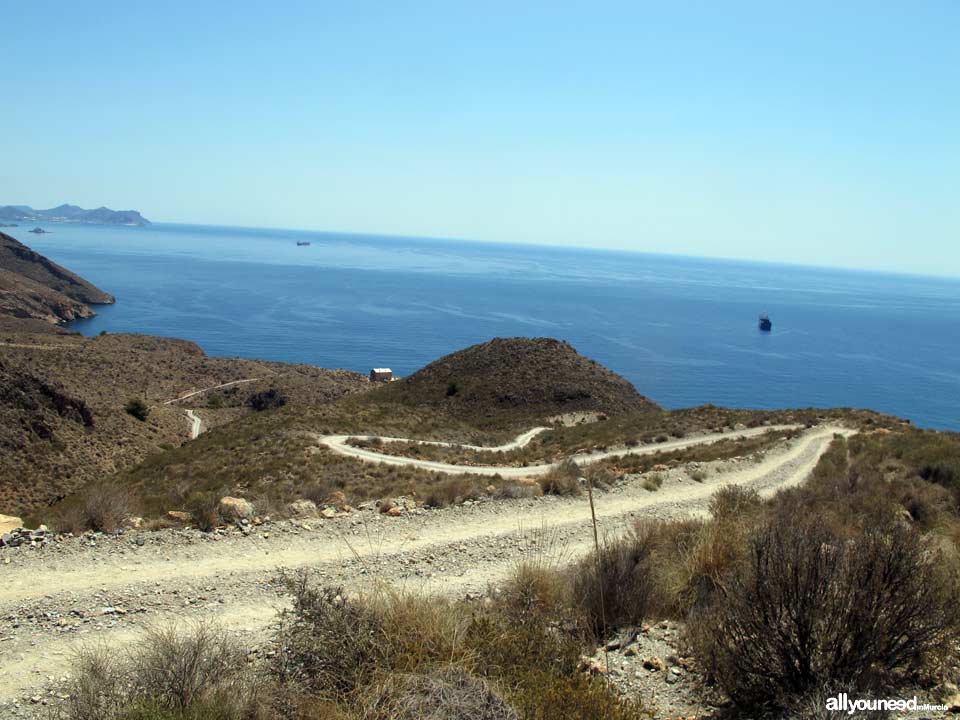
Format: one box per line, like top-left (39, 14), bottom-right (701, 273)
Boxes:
top-left (0, 425), bottom-right (850, 717)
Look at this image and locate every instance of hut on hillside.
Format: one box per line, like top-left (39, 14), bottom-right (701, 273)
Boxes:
top-left (370, 368), bottom-right (393, 382)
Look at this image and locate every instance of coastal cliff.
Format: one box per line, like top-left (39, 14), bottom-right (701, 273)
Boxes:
top-left (0, 231), bottom-right (114, 324)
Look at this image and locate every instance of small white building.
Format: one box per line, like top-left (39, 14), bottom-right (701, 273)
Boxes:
top-left (370, 367), bottom-right (393, 383)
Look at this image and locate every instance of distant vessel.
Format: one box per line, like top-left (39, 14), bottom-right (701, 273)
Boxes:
top-left (758, 313), bottom-right (772, 331)
top-left (296, 241), bottom-right (311, 246)
top-left (29, 227), bottom-right (48, 234)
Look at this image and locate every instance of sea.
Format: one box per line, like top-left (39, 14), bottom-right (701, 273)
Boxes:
top-left (15, 222), bottom-right (960, 431)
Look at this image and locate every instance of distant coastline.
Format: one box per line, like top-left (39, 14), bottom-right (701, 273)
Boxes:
top-left (0, 203), bottom-right (150, 227)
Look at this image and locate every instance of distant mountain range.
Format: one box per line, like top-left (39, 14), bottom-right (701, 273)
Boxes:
top-left (0, 204), bottom-right (150, 226)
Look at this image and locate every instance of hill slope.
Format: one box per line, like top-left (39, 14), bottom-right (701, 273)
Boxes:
top-left (0, 231), bottom-right (114, 323)
top-left (370, 337), bottom-right (660, 426)
top-left (1, 331), bottom-right (368, 518)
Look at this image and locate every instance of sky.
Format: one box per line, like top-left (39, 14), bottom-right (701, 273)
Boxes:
top-left (2, 1), bottom-right (958, 276)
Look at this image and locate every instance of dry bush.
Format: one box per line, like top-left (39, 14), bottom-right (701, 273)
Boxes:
top-left (51, 645), bottom-right (128, 720)
top-left (708, 484), bottom-right (762, 523)
top-left (272, 572), bottom-right (645, 720)
top-left (360, 668), bottom-right (516, 720)
top-left (688, 516), bottom-right (960, 709)
top-left (272, 576), bottom-right (385, 699)
top-left (571, 526), bottom-right (656, 639)
top-left (498, 558), bottom-right (569, 623)
top-left (50, 621), bottom-right (267, 720)
top-left (494, 483), bottom-right (541, 500)
top-left (539, 459), bottom-right (582, 496)
top-left (641, 473), bottom-right (663, 491)
top-left (184, 490), bottom-right (222, 531)
top-left (57, 481), bottom-right (137, 534)
top-left (423, 476), bottom-right (483, 508)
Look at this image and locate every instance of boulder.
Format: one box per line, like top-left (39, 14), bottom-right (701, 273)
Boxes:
top-left (642, 656), bottom-right (664, 672)
top-left (327, 491), bottom-right (348, 510)
top-left (320, 506), bottom-right (337, 519)
top-left (386, 506), bottom-right (404, 517)
top-left (289, 499), bottom-right (318, 517)
top-left (0, 514), bottom-right (23, 535)
top-left (167, 510), bottom-right (191, 522)
top-left (218, 496), bottom-right (254, 520)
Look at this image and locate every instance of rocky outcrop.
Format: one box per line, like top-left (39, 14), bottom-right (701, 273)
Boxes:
top-left (218, 496), bottom-right (255, 521)
top-left (0, 514), bottom-right (23, 535)
top-left (0, 231), bottom-right (114, 324)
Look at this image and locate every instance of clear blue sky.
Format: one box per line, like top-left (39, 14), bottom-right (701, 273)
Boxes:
top-left (4, 1), bottom-right (958, 276)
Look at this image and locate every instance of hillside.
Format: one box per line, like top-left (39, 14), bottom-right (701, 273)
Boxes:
top-left (369, 337), bottom-right (660, 426)
top-left (0, 204), bottom-right (150, 226)
top-left (0, 231), bottom-right (114, 323)
top-left (0, 330), bottom-right (367, 518)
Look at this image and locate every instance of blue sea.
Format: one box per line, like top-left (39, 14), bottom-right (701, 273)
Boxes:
top-left (16, 223), bottom-right (960, 430)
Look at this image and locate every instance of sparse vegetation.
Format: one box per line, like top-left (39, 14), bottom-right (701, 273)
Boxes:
top-left (689, 515), bottom-right (960, 709)
top-left (641, 473), bottom-right (663, 491)
top-left (538, 459), bottom-right (582, 496)
top-left (57, 481), bottom-right (137, 534)
top-left (51, 621), bottom-right (268, 720)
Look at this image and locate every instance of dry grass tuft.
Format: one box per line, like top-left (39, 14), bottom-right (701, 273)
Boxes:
top-left (538, 459), bottom-right (582, 496)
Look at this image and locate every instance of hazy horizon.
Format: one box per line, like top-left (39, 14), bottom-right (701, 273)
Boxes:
top-left (4, 1), bottom-right (958, 277)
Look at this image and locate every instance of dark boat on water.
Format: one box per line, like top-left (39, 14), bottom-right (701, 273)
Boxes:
top-left (758, 313), bottom-right (772, 331)
top-left (296, 241), bottom-right (311, 246)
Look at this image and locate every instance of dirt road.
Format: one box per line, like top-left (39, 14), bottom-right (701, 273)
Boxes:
top-left (185, 409), bottom-right (204, 439)
top-left (0, 425), bottom-right (850, 714)
top-left (319, 424), bottom-right (800, 477)
top-left (162, 378), bottom-right (261, 405)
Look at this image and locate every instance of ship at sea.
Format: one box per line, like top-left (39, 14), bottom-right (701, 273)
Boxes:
top-left (758, 313), bottom-right (772, 331)
top-left (296, 241), bottom-right (311, 246)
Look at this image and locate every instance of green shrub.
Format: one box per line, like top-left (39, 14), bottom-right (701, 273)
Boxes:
top-left (125, 398), bottom-right (150, 421)
top-left (689, 516), bottom-right (960, 709)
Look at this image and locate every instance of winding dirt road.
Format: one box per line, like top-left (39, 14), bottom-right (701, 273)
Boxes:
top-left (0, 425), bottom-right (851, 713)
top-left (319, 424), bottom-right (800, 477)
top-left (185, 409), bottom-right (204, 439)
top-left (162, 378), bottom-right (261, 405)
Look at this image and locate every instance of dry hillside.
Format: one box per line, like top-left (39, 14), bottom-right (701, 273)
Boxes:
top-left (0, 231), bottom-right (114, 323)
top-left (369, 337), bottom-right (660, 427)
top-left (0, 329), bottom-right (367, 518)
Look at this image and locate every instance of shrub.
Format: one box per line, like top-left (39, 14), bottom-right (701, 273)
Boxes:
top-left (248, 389), bottom-right (287, 412)
top-left (690, 469), bottom-right (707, 482)
top-left (272, 576), bottom-right (384, 699)
top-left (58, 481), bottom-right (136, 533)
top-left (446, 381), bottom-right (459, 397)
top-left (539, 459), bottom-right (581, 496)
top-left (498, 559), bottom-right (569, 623)
top-left (641, 473), bottom-right (663, 491)
top-left (184, 491), bottom-right (221, 532)
top-left (361, 669), bottom-right (517, 720)
top-left (494, 483), bottom-right (541, 500)
top-left (708, 484), bottom-right (762, 523)
top-left (571, 527), bottom-right (655, 639)
top-left (125, 398), bottom-right (150, 421)
top-left (423, 476), bottom-right (483, 508)
top-left (51, 621), bottom-right (266, 720)
top-left (689, 516), bottom-right (960, 709)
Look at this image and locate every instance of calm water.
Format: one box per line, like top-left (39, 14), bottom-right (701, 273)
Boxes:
top-left (16, 223), bottom-right (960, 430)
